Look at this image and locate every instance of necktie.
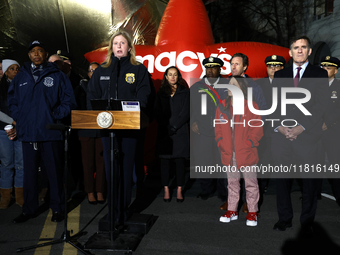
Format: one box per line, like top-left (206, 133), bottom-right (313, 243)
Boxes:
top-left (294, 67), bottom-right (302, 87)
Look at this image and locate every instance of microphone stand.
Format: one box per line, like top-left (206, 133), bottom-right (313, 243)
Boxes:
top-left (16, 124), bottom-right (90, 254)
top-left (105, 59), bottom-right (120, 241)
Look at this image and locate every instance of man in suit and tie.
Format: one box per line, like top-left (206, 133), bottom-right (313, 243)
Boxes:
top-left (320, 56), bottom-right (340, 206)
top-left (271, 35), bottom-right (328, 236)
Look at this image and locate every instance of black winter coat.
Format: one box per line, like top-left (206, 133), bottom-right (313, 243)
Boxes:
top-left (74, 79), bottom-right (101, 137)
top-left (0, 78), bottom-right (11, 130)
top-left (154, 85), bottom-right (190, 158)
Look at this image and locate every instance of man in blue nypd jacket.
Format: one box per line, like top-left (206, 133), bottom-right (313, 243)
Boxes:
top-left (8, 40), bottom-right (76, 223)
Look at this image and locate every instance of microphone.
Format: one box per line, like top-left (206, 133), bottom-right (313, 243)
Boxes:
top-left (46, 123), bottom-right (67, 131)
top-left (115, 59), bottom-right (120, 100)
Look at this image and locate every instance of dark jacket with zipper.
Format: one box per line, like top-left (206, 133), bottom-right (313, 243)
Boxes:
top-left (7, 61), bottom-right (76, 142)
top-left (86, 54), bottom-right (154, 112)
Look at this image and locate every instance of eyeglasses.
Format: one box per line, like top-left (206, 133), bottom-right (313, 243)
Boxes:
top-left (88, 69), bottom-right (95, 73)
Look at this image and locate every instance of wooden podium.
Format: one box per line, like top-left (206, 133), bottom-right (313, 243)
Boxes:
top-left (71, 109), bottom-right (149, 252)
top-left (71, 110), bottom-right (144, 130)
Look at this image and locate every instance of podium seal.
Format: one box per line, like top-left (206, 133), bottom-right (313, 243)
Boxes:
top-left (97, 112), bottom-right (114, 128)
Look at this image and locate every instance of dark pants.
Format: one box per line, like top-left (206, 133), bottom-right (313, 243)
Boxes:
top-left (191, 133), bottom-right (227, 197)
top-left (258, 135), bottom-right (272, 194)
top-left (134, 128), bottom-right (146, 194)
top-left (68, 131), bottom-right (83, 191)
top-left (322, 135), bottom-right (340, 200)
top-left (102, 132), bottom-right (138, 223)
top-left (22, 141), bottom-right (64, 215)
top-left (79, 137), bottom-right (106, 194)
top-left (271, 134), bottom-right (321, 226)
top-left (276, 178), bottom-right (318, 225)
top-left (160, 158), bottom-right (185, 187)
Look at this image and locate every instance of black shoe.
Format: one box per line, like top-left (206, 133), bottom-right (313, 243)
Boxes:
top-left (301, 224), bottom-right (314, 238)
top-left (97, 199), bottom-right (106, 204)
top-left (197, 192), bottom-right (214, 200)
top-left (163, 198), bottom-right (171, 203)
top-left (88, 199), bottom-right (97, 205)
top-left (177, 197), bottom-right (184, 203)
top-left (12, 213), bottom-right (33, 223)
top-left (273, 220), bottom-right (292, 231)
top-left (51, 212), bottom-right (64, 222)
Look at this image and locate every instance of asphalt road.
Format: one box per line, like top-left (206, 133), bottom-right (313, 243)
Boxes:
top-left (1, 174), bottom-right (340, 255)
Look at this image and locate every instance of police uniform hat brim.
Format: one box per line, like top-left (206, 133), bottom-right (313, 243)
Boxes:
top-left (320, 56), bottom-right (340, 68)
top-left (28, 40), bottom-right (46, 52)
top-left (57, 50), bottom-right (72, 61)
top-left (203, 57), bottom-right (224, 68)
top-left (265, 55), bottom-right (286, 66)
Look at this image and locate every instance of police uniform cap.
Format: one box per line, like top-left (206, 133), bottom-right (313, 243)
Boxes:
top-left (57, 50), bottom-right (72, 61)
top-left (320, 56), bottom-right (340, 68)
top-left (203, 57), bottom-right (224, 68)
top-left (265, 55), bottom-right (286, 66)
top-left (28, 40), bottom-right (46, 52)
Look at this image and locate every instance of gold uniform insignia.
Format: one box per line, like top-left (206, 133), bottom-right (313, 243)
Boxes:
top-left (326, 56), bottom-right (330, 60)
top-left (209, 57), bottom-right (214, 62)
top-left (125, 73), bottom-right (135, 84)
top-left (331, 91), bottom-right (337, 99)
top-left (272, 55), bottom-right (277, 60)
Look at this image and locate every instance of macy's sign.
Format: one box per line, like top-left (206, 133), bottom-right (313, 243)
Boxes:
top-left (136, 50), bottom-right (231, 78)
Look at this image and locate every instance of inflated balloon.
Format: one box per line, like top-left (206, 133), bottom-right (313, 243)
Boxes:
top-left (85, 0), bottom-right (291, 87)
top-left (84, 0), bottom-right (291, 165)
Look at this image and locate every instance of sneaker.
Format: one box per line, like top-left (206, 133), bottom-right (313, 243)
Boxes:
top-left (219, 210), bottom-right (238, 223)
top-left (246, 212), bottom-right (258, 226)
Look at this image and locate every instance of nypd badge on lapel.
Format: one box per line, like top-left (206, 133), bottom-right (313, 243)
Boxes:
top-left (125, 73), bottom-right (135, 84)
top-left (331, 91), bottom-right (337, 99)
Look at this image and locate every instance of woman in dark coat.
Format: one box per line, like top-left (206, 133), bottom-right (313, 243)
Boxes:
top-left (74, 62), bottom-right (106, 205)
top-left (155, 66), bottom-right (190, 202)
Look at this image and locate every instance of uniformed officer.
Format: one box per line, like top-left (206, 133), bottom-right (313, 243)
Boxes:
top-left (257, 55), bottom-right (286, 106)
top-left (256, 55), bottom-right (285, 201)
top-left (190, 57), bottom-right (227, 202)
top-left (320, 55), bottom-right (340, 206)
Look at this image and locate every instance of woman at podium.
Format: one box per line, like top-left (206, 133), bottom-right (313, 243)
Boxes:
top-left (87, 30), bottom-right (154, 225)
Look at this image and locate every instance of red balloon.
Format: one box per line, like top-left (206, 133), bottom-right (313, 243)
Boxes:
top-left (84, 0), bottom-right (291, 166)
top-left (85, 0), bottom-right (290, 88)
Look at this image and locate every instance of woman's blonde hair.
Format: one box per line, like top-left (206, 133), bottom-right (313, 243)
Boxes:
top-left (102, 30), bottom-right (139, 68)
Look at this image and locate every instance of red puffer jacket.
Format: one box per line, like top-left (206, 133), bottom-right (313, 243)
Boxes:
top-left (215, 100), bottom-right (263, 168)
